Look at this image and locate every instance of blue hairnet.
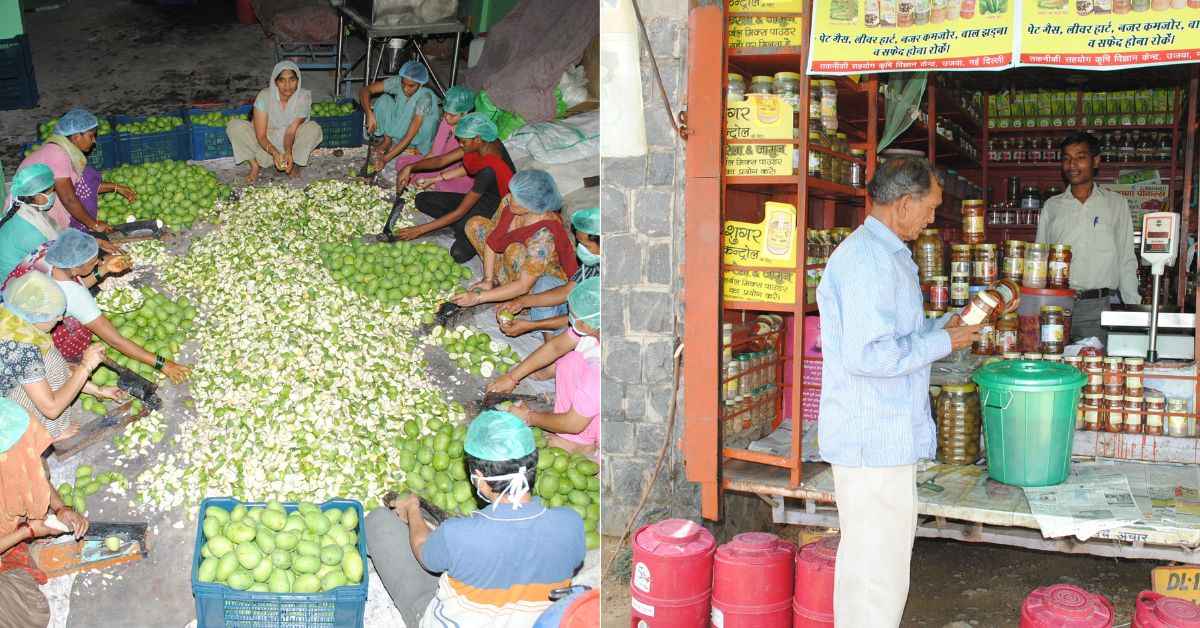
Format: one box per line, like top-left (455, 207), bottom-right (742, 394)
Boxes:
top-left (443, 86), bottom-right (476, 115)
top-left (0, 399), bottom-right (29, 454)
top-left (45, 229), bottom-right (99, 269)
top-left (398, 60), bottom-right (430, 85)
top-left (509, 170), bottom-right (562, 214)
top-left (454, 113), bottom-right (498, 142)
top-left (10, 164), bottom-right (55, 197)
top-left (570, 207), bottom-right (600, 236)
top-left (56, 109), bottom-right (99, 136)
top-left (465, 411), bottom-right (535, 461)
top-left (568, 276), bottom-right (600, 328)
top-left (3, 272), bottom-right (66, 324)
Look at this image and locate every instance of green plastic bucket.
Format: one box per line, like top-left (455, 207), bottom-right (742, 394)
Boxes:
top-left (971, 360), bottom-right (1086, 487)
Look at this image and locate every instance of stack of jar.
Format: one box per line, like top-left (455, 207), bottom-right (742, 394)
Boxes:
top-left (806, 228), bottom-right (852, 304)
top-left (1069, 355), bottom-right (1167, 435)
top-left (808, 131), bottom-right (854, 186)
top-left (721, 320), bottom-right (783, 439)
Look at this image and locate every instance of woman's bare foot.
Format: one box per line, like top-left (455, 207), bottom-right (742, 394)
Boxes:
top-left (287, 163), bottom-right (302, 179)
top-left (52, 423), bottom-right (79, 443)
top-left (246, 162), bottom-right (260, 184)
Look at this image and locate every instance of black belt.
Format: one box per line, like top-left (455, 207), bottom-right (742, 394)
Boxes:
top-left (1076, 288), bottom-right (1115, 300)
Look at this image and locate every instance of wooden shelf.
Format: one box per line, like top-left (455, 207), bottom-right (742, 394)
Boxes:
top-left (808, 143), bottom-right (866, 164)
top-left (807, 176), bottom-right (866, 201)
top-left (934, 88), bottom-right (983, 136)
top-left (987, 161), bottom-right (1173, 171)
top-left (727, 50), bottom-right (802, 77)
top-left (989, 121), bottom-right (1179, 133)
top-left (723, 300), bottom-right (804, 313)
top-left (726, 175), bottom-right (801, 186)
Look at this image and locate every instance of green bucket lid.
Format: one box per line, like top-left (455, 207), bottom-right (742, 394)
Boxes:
top-left (972, 360), bottom-right (1086, 392)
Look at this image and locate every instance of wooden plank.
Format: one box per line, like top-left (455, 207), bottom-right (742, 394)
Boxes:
top-left (53, 403), bottom-right (148, 460)
top-left (722, 459), bottom-right (833, 500)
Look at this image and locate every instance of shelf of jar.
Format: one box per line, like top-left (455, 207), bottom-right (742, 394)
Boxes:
top-left (808, 143), bottom-right (866, 164)
top-left (807, 176), bottom-right (866, 200)
top-left (891, 120), bottom-right (981, 170)
top-left (988, 120), bottom-right (1180, 133)
top-left (986, 161), bottom-right (1174, 171)
top-left (934, 88), bottom-right (983, 136)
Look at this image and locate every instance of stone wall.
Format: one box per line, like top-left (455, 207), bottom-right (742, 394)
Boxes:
top-left (600, 0), bottom-right (694, 534)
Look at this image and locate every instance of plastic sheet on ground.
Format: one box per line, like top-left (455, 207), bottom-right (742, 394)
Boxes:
top-left (506, 110), bottom-right (599, 165)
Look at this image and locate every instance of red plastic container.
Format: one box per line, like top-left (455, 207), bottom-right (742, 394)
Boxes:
top-left (1020, 584), bottom-right (1115, 627)
top-left (630, 519), bottom-right (716, 627)
top-left (1133, 592), bottom-right (1200, 627)
top-left (793, 535), bottom-right (838, 627)
top-left (711, 532), bottom-right (795, 627)
top-left (235, 0), bottom-right (256, 24)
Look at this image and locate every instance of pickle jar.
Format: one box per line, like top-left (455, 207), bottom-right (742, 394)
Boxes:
top-left (807, 131), bottom-right (824, 178)
top-left (996, 312), bottom-right (1019, 354)
top-left (1002, 240), bottom-right (1026, 282)
top-left (936, 383), bottom-right (982, 464)
top-left (772, 71), bottom-right (802, 110)
top-left (950, 243), bottom-right (973, 277)
top-left (1167, 397), bottom-right (1189, 437)
top-left (728, 74), bottom-right (747, 102)
top-left (1083, 356), bottom-right (1105, 395)
top-left (962, 200), bottom-right (987, 244)
top-left (1145, 390), bottom-right (1165, 435)
top-left (1048, 244), bottom-right (1073, 289)
top-left (929, 276), bottom-right (950, 311)
top-left (973, 243), bottom-right (998, 285)
top-left (749, 75), bottom-right (774, 95)
top-left (1124, 357), bottom-right (1144, 392)
top-left (1103, 356), bottom-right (1125, 394)
top-left (960, 289), bottom-right (1001, 325)
top-left (1024, 243), bottom-right (1049, 288)
top-left (974, 321), bottom-right (996, 355)
top-left (1040, 306), bottom-right (1066, 354)
top-left (1104, 394), bottom-right (1125, 433)
top-left (915, 228), bottom-right (945, 284)
top-left (1082, 394), bottom-right (1103, 431)
top-left (992, 278), bottom-right (1022, 316)
top-left (1124, 394), bottom-right (1144, 434)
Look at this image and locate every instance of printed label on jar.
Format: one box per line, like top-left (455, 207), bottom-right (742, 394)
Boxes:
top-left (1003, 258), bottom-right (1024, 278)
top-left (950, 281), bottom-right (970, 301)
top-left (1049, 260), bottom-right (1070, 285)
top-left (963, 216), bottom-right (985, 234)
top-left (1041, 324), bottom-right (1065, 343)
top-left (973, 260), bottom-right (997, 281)
top-left (950, 261), bottom-right (972, 277)
top-left (1084, 408), bottom-right (1100, 425)
top-left (1023, 259), bottom-right (1047, 286)
top-left (997, 330), bottom-right (1018, 353)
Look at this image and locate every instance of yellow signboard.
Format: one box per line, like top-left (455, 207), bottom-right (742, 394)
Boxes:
top-left (722, 202), bottom-right (798, 268)
top-left (728, 15), bottom-right (806, 49)
top-left (725, 143), bottom-right (794, 178)
top-left (729, 0), bottom-right (805, 13)
top-left (807, 0), bottom-right (1016, 74)
top-left (1152, 566), bottom-right (1200, 603)
top-left (727, 94), bottom-right (794, 141)
top-left (724, 269), bottom-right (797, 304)
top-left (1019, 0), bottom-right (1200, 68)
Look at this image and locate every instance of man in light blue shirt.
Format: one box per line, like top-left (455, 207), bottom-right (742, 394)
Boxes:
top-left (816, 156), bottom-right (980, 628)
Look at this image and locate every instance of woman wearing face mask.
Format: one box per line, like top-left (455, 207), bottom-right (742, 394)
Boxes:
top-left (0, 272), bottom-right (118, 442)
top-left (489, 277), bottom-right (600, 457)
top-left (448, 170), bottom-right (578, 314)
top-left (359, 60), bottom-right (441, 176)
top-left (226, 61), bottom-right (323, 182)
top-left (0, 165), bottom-right (63, 281)
top-left (390, 85), bottom-right (476, 195)
top-left (495, 206), bottom-right (599, 339)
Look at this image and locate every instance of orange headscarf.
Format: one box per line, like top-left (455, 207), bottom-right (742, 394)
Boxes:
top-left (0, 404), bottom-right (53, 538)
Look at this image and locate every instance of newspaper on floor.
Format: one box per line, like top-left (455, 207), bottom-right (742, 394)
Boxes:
top-left (1022, 473), bottom-right (1143, 540)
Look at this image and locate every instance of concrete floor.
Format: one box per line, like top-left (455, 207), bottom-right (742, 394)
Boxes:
top-left (1, 2), bottom-right (594, 626)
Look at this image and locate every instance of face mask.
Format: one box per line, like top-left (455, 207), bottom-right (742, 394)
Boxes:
top-left (576, 242), bottom-right (599, 266)
top-left (575, 335), bottom-right (600, 365)
top-left (22, 192), bottom-right (56, 212)
top-left (473, 467), bottom-right (531, 511)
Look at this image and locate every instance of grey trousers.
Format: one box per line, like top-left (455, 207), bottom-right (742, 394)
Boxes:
top-left (0, 569), bottom-right (50, 628)
top-left (226, 119), bottom-right (322, 167)
top-left (364, 507), bottom-right (440, 626)
top-left (1070, 296), bottom-right (1111, 342)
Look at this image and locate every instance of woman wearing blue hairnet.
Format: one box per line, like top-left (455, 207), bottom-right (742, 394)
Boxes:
top-left (16, 109), bottom-right (115, 237)
top-left (359, 60), bottom-right (441, 176)
top-left (392, 113), bottom-right (517, 262)
top-left (226, 62), bottom-right (323, 182)
top-left (448, 171), bottom-right (578, 317)
top-left (387, 85), bottom-right (477, 195)
top-left (0, 272), bottom-right (117, 442)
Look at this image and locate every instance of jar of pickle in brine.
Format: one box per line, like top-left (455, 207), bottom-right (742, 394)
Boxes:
top-left (915, 229), bottom-right (945, 284)
top-left (1040, 306), bottom-right (1066, 354)
top-left (1145, 390), bottom-right (1165, 435)
top-left (1124, 394), bottom-right (1144, 434)
top-left (1082, 394), bottom-right (1103, 431)
top-left (808, 131), bottom-right (824, 178)
top-left (936, 383), bottom-right (981, 465)
top-left (1003, 240), bottom-right (1026, 282)
top-left (1048, 244), bottom-right (1073, 289)
top-left (950, 275), bottom-right (970, 308)
top-left (962, 200), bottom-right (986, 244)
top-left (973, 243), bottom-right (998, 285)
top-left (950, 244), bottom-right (972, 278)
top-left (974, 321), bottom-right (996, 355)
top-left (1024, 243), bottom-right (1049, 288)
top-left (996, 312), bottom-right (1019, 354)
top-left (1167, 398), bottom-right (1189, 437)
top-left (1104, 394), bottom-right (1125, 433)
top-left (1124, 357), bottom-right (1144, 392)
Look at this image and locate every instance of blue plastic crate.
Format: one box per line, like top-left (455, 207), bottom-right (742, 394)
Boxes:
top-left (191, 497), bottom-right (368, 628)
top-left (186, 104), bottom-right (252, 161)
top-left (310, 100), bottom-right (364, 149)
top-left (19, 133), bottom-right (117, 171)
top-left (0, 35), bottom-right (36, 111)
top-left (113, 111), bottom-right (191, 165)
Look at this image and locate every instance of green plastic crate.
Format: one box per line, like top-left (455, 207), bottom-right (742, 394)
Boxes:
top-left (0, 0), bottom-right (21, 39)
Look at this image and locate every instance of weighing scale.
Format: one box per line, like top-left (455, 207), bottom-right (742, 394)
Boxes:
top-left (1101, 212), bottom-right (1192, 362)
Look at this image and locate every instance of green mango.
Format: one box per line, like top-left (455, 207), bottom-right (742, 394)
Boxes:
top-left (342, 550), bottom-right (364, 584)
top-left (293, 555), bottom-right (321, 575)
top-left (293, 573), bottom-right (321, 593)
top-left (268, 568), bottom-right (292, 593)
top-left (197, 557), bottom-right (218, 583)
top-left (216, 551), bottom-right (239, 582)
top-left (235, 542), bottom-right (262, 570)
top-left (227, 569), bottom-right (253, 590)
top-left (320, 544), bottom-right (343, 566)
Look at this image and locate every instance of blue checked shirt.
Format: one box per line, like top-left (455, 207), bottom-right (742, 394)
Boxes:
top-left (816, 217), bottom-right (953, 467)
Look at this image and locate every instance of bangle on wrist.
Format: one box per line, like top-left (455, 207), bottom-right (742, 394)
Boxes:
top-left (93, 266), bottom-right (103, 282)
top-left (154, 355), bottom-right (166, 371)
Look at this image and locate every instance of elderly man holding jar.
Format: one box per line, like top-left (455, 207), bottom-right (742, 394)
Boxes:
top-left (817, 156), bottom-right (980, 627)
